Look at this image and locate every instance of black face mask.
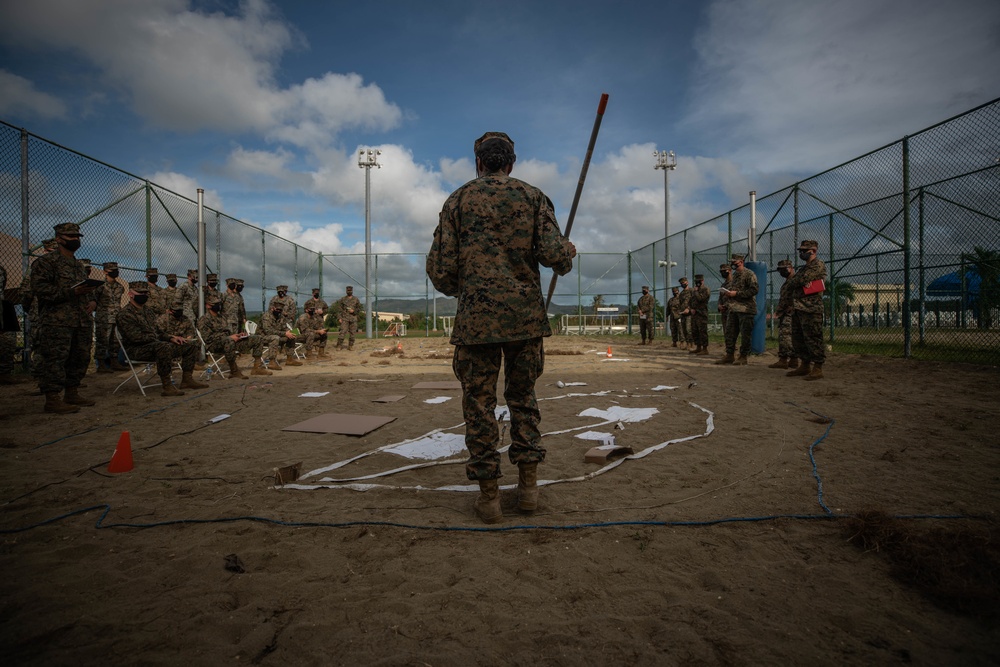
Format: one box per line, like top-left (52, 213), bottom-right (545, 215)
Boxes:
top-left (720, 271), bottom-right (730, 278)
top-left (148, 275), bottom-right (159, 284)
top-left (62, 238), bottom-right (82, 251)
top-left (306, 309), bottom-right (315, 316)
top-left (107, 270), bottom-right (119, 278)
top-left (313, 293), bottom-right (320, 298)
top-left (227, 284), bottom-right (237, 291)
top-left (172, 310), bottom-right (184, 319)
top-left (191, 279), bottom-right (198, 286)
top-left (779, 269), bottom-right (791, 278)
top-left (209, 303), bottom-right (222, 313)
top-left (695, 281), bottom-right (703, 287)
top-left (642, 290), bottom-right (648, 295)
top-left (133, 294), bottom-right (149, 305)
top-left (235, 285), bottom-right (243, 293)
top-left (208, 281), bottom-right (218, 289)
top-left (272, 310), bottom-right (282, 317)
top-left (167, 280), bottom-right (177, 288)
top-left (799, 250), bottom-right (812, 260)
top-left (278, 291), bottom-right (286, 298)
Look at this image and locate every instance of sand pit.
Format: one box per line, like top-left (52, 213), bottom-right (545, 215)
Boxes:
top-left (1, 336), bottom-right (997, 664)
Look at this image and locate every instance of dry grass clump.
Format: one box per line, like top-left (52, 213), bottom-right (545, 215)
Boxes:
top-left (844, 509), bottom-right (999, 618)
top-left (545, 349), bottom-right (583, 356)
top-left (370, 347), bottom-right (404, 358)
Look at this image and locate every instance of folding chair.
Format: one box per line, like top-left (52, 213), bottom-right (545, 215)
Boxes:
top-left (196, 328), bottom-right (229, 380)
top-left (244, 320), bottom-right (258, 335)
top-left (286, 323), bottom-right (306, 359)
top-left (113, 328), bottom-right (180, 396)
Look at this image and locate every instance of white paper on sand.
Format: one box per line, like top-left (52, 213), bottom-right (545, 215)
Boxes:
top-left (576, 431), bottom-right (616, 446)
top-left (384, 431), bottom-right (467, 460)
top-left (299, 392), bottom-right (330, 398)
top-left (652, 385), bottom-right (678, 391)
top-left (578, 406), bottom-right (658, 423)
top-left (424, 396), bottom-right (452, 404)
top-left (207, 414), bottom-right (230, 423)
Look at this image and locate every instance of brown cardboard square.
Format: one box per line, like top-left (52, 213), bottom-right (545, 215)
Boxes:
top-left (274, 462), bottom-right (302, 485)
top-left (584, 444), bottom-right (634, 464)
top-left (282, 413), bottom-right (396, 436)
top-left (373, 395), bottom-right (407, 403)
top-left (412, 381), bottom-right (462, 390)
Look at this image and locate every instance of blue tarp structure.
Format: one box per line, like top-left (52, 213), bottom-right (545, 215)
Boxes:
top-left (926, 271), bottom-right (981, 303)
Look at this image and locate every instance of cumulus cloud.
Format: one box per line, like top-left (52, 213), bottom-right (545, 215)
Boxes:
top-left (0, 0), bottom-right (401, 141)
top-left (0, 70), bottom-right (67, 120)
top-left (149, 171), bottom-right (223, 210)
top-left (684, 0), bottom-right (1000, 172)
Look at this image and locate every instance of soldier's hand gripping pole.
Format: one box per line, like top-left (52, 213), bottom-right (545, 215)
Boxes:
top-left (545, 92), bottom-right (609, 311)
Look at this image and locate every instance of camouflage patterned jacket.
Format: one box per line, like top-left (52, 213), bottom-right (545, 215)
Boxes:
top-left (95, 279), bottom-right (125, 324)
top-left (116, 303), bottom-right (169, 347)
top-left (787, 258), bottom-right (827, 314)
top-left (156, 311), bottom-right (196, 339)
top-left (197, 311), bottom-right (237, 350)
top-left (260, 310), bottom-right (290, 337)
top-left (268, 294), bottom-right (297, 321)
top-left (178, 282), bottom-right (199, 320)
top-left (637, 292), bottom-right (655, 318)
top-left (336, 295), bottom-right (361, 323)
top-left (726, 268), bottom-right (759, 315)
top-left (222, 290), bottom-right (246, 332)
top-left (146, 282), bottom-right (165, 317)
top-left (304, 297), bottom-right (328, 314)
top-left (666, 295), bottom-right (681, 318)
top-left (676, 287), bottom-right (692, 315)
top-left (427, 170), bottom-right (574, 345)
top-left (689, 285), bottom-right (711, 316)
top-left (297, 312), bottom-right (325, 333)
top-left (776, 275), bottom-right (795, 318)
top-left (718, 276), bottom-right (732, 314)
top-left (29, 251), bottom-right (96, 328)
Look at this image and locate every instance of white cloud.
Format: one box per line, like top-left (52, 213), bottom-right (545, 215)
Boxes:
top-left (149, 171), bottom-right (223, 210)
top-left (0, 70), bottom-right (67, 119)
top-left (0, 0), bottom-right (401, 142)
top-left (685, 0), bottom-right (1000, 173)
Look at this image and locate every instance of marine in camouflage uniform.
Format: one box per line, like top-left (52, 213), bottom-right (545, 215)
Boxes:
top-left (296, 307), bottom-right (329, 357)
top-left (221, 278), bottom-right (246, 333)
top-left (94, 261), bottom-right (127, 372)
top-left (717, 253), bottom-right (758, 364)
top-left (259, 302), bottom-right (301, 369)
top-left (0, 265), bottom-right (19, 384)
top-left (177, 269), bottom-right (200, 322)
top-left (637, 285), bottom-right (655, 344)
top-left (717, 263), bottom-right (733, 355)
top-left (145, 268), bottom-right (166, 317)
top-left (161, 273), bottom-right (180, 316)
top-left (335, 286), bottom-right (361, 350)
top-left (768, 259), bottom-right (799, 370)
top-left (427, 131), bottom-right (576, 523)
top-left (117, 283), bottom-right (207, 395)
top-left (197, 295), bottom-right (271, 378)
top-left (30, 223), bottom-right (101, 414)
top-left (268, 285), bottom-right (297, 323)
top-left (785, 240), bottom-right (828, 380)
top-left (676, 277), bottom-right (693, 349)
top-left (666, 287), bottom-right (681, 346)
top-left (303, 288), bottom-right (328, 316)
top-left (16, 239), bottom-right (58, 377)
top-left (689, 274), bottom-right (711, 354)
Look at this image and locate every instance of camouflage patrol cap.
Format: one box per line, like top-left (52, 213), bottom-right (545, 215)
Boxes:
top-left (312, 287), bottom-right (320, 292)
top-left (276, 285), bottom-right (288, 291)
top-left (641, 285), bottom-right (649, 290)
top-left (127, 281), bottom-right (149, 293)
top-left (678, 276), bottom-right (688, 284)
top-left (720, 263), bottom-right (730, 270)
top-left (207, 273), bottom-right (218, 280)
top-left (165, 273), bottom-right (177, 280)
top-left (187, 269), bottom-right (198, 277)
top-left (671, 287), bottom-right (679, 293)
top-left (235, 278), bottom-right (245, 285)
top-left (694, 274), bottom-right (704, 280)
top-left (798, 239), bottom-right (819, 250)
top-left (777, 259), bottom-right (793, 268)
top-left (53, 222), bottom-right (82, 236)
top-left (731, 253), bottom-right (745, 262)
top-left (103, 261), bottom-right (118, 271)
top-left (474, 131), bottom-right (514, 154)
top-left (225, 277), bottom-right (237, 285)
top-left (146, 267), bottom-right (158, 276)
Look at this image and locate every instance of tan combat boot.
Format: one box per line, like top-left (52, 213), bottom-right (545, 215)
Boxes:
top-left (283, 355), bottom-right (303, 367)
top-left (787, 358), bottom-right (799, 370)
top-left (734, 354), bottom-right (749, 366)
top-left (517, 462), bottom-right (539, 513)
top-left (689, 345), bottom-right (700, 354)
top-left (317, 345), bottom-right (330, 359)
top-left (161, 376), bottom-right (185, 397)
top-left (64, 387), bottom-right (96, 406)
top-left (229, 360), bottom-right (248, 379)
top-left (671, 341), bottom-right (677, 348)
top-left (251, 358), bottom-right (273, 376)
top-left (787, 362), bottom-right (811, 377)
top-left (768, 357), bottom-right (789, 369)
top-left (804, 363), bottom-right (824, 381)
top-left (697, 346), bottom-right (709, 355)
top-left (268, 358), bottom-right (284, 370)
top-left (714, 353), bottom-right (735, 365)
top-left (335, 340), bottom-right (343, 350)
top-left (348, 342), bottom-right (354, 351)
top-left (474, 479), bottom-right (503, 524)
top-left (180, 372), bottom-right (209, 389)
top-left (44, 391), bottom-right (80, 414)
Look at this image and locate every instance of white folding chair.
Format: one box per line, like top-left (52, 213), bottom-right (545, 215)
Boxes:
top-left (113, 328), bottom-right (179, 396)
top-left (196, 328), bottom-right (229, 380)
top-left (244, 320), bottom-right (258, 335)
top-left (286, 323), bottom-right (306, 359)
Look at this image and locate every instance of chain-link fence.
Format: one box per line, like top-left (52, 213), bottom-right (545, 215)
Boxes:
top-left (3, 97), bottom-right (998, 366)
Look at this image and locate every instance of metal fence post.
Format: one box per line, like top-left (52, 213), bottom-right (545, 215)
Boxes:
top-left (918, 187), bottom-right (925, 345)
top-left (829, 213), bottom-right (835, 344)
top-left (626, 250), bottom-right (633, 335)
top-left (145, 180), bottom-right (152, 269)
top-left (902, 135), bottom-right (912, 358)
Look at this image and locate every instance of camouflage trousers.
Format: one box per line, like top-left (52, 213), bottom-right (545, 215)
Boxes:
top-left (691, 311), bottom-right (709, 347)
top-left (262, 334), bottom-right (297, 360)
top-left (792, 310), bottom-right (825, 364)
top-left (210, 334), bottom-right (265, 366)
top-left (679, 314), bottom-right (692, 343)
top-left (302, 330), bottom-right (327, 352)
top-left (337, 317), bottom-right (358, 344)
top-left (777, 314), bottom-right (796, 360)
top-left (669, 315), bottom-right (680, 343)
top-left (639, 317), bottom-right (654, 342)
top-left (94, 319), bottom-right (120, 362)
top-left (36, 325), bottom-right (91, 393)
top-left (453, 337), bottom-right (545, 481)
top-left (0, 331), bottom-right (15, 375)
top-left (126, 340), bottom-right (198, 377)
top-left (724, 311), bottom-right (755, 357)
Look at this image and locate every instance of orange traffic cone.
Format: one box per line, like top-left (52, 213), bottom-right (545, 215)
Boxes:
top-left (607, 346), bottom-right (613, 358)
top-left (396, 342), bottom-right (403, 351)
top-left (108, 431), bottom-right (134, 473)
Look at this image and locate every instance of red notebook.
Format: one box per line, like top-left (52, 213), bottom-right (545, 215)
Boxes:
top-left (802, 279), bottom-right (825, 295)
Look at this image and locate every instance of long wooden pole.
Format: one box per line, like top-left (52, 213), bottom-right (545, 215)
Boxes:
top-left (545, 93), bottom-right (609, 311)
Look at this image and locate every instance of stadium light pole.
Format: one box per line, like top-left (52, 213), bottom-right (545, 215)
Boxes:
top-left (654, 150), bottom-right (677, 293)
top-left (358, 148), bottom-right (382, 339)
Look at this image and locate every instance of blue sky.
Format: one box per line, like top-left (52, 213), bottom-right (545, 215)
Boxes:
top-left (1, 0), bottom-right (998, 259)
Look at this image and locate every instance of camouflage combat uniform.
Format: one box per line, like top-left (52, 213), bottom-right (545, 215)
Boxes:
top-left (427, 167), bottom-right (574, 481)
top-left (222, 287), bottom-right (246, 333)
top-left (296, 311), bottom-right (327, 353)
top-left (304, 294), bottom-right (328, 315)
top-left (30, 250), bottom-right (97, 394)
top-left (666, 291), bottom-right (681, 345)
top-left (723, 264), bottom-right (759, 358)
top-left (637, 289), bottom-right (655, 343)
top-left (94, 275), bottom-right (125, 365)
top-left (775, 267), bottom-right (797, 362)
top-left (259, 308), bottom-right (296, 361)
top-left (787, 255), bottom-right (827, 365)
top-left (0, 266), bottom-right (16, 377)
top-left (198, 310), bottom-right (264, 366)
top-left (335, 293), bottom-right (361, 347)
top-left (677, 283), bottom-right (692, 345)
top-left (117, 301), bottom-right (197, 376)
top-left (268, 290), bottom-right (297, 322)
top-left (718, 266), bottom-right (734, 353)
top-left (689, 280), bottom-right (711, 349)
top-left (177, 278), bottom-right (200, 322)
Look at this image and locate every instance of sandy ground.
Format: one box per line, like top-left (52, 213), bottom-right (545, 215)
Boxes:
top-left (0, 335), bottom-right (998, 666)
